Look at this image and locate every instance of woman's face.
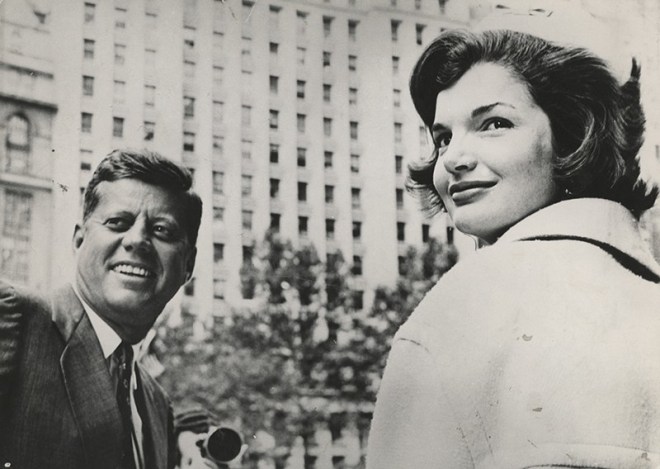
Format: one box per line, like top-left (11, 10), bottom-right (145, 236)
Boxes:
top-left (432, 62), bottom-right (559, 244)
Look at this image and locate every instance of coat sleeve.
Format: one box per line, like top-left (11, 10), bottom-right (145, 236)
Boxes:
top-left (0, 281), bottom-right (24, 433)
top-left (366, 338), bottom-right (473, 469)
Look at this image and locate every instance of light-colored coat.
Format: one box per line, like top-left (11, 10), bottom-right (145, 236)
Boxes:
top-left (0, 282), bottom-right (175, 469)
top-left (368, 199), bottom-right (660, 468)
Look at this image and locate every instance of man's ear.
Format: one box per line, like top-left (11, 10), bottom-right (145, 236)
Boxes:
top-left (185, 246), bottom-right (197, 283)
top-left (72, 223), bottom-right (84, 251)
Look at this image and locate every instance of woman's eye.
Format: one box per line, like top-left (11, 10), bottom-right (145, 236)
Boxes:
top-left (153, 225), bottom-right (174, 239)
top-left (483, 118), bottom-right (512, 131)
top-left (434, 133), bottom-right (452, 149)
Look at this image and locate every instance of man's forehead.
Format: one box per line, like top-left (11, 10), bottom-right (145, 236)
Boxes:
top-left (93, 179), bottom-right (182, 217)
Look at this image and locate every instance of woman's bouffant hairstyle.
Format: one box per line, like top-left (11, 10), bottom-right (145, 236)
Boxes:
top-left (408, 29), bottom-right (658, 219)
top-left (83, 148), bottom-right (203, 246)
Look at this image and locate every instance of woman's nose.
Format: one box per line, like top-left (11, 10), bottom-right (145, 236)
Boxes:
top-left (442, 135), bottom-right (477, 174)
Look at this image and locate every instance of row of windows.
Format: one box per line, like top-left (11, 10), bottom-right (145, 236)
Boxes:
top-left (391, 20), bottom-right (431, 46)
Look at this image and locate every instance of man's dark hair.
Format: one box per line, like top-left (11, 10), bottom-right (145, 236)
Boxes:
top-left (83, 149), bottom-right (202, 246)
top-left (408, 29), bottom-right (658, 218)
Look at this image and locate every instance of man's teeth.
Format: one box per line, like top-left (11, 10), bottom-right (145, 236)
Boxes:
top-left (113, 264), bottom-right (152, 277)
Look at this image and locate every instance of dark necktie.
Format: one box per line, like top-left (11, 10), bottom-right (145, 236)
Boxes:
top-left (115, 342), bottom-right (137, 469)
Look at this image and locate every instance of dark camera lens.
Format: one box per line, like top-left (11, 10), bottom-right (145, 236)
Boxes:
top-left (206, 428), bottom-right (243, 463)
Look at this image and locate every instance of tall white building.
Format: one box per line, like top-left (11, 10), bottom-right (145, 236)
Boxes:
top-left (0, 0), bottom-right (474, 316)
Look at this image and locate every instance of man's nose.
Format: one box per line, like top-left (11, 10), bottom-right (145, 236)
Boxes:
top-left (121, 220), bottom-right (152, 251)
top-left (442, 134), bottom-right (477, 174)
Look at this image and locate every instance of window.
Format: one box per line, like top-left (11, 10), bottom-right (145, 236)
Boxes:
top-left (270, 75), bottom-right (279, 95)
top-left (446, 226), bottom-right (454, 244)
top-left (115, 7), bottom-right (127, 29)
top-left (298, 182), bottom-right (307, 202)
top-left (269, 6), bottom-right (280, 29)
top-left (213, 135), bottom-right (224, 154)
top-left (213, 101), bottom-right (223, 123)
top-left (323, 118), bottom-right (332, 137)
top-left (270, 143), bottom-right (279, 163)
top-left (241, 210), bottom-right (252, 230)
top-left (183, 96), bottom-right (195, 118)
top-left (348, 55), bottom-right (357, 72)
top-left (269, 42), bottom-right (279, 62)
top-left (213, 278), bottom-right (225, 299)
top-left (419, 125), bottom-right (428, 146)
top-left (144, 121), bottom-right (155, 141)
top-left (114, 80), bottom-right (126, 103)
top-left (296, 11), bottom-right (307, 36)
top-left (184, 61), bottom-right (195, 80)
top-left (396, 188), bottom-right (404, 209)
top-left (350, 121), bottom-right (358, 140)
top-left (323, 84), bottom-right (332, 102)
top-left (391, 20), bottom-right (400, 42)
top-left (1, 190), bottom-right (32, 283)
top-left (297, 80), bottom-right (305, 99)
top-left (398, 255), bottom-right (406, 275)
top-left (242, 140), bottom-right (252, 162)
top-left (81, 113), bottom-right (93, 133)
top-left (183, 132), bottom-right (195, 152)
top-left (184, 37), bottom-right (195, 54)
top-left (269, 110), bottom-right (279, 130)
top-left (325, 185), bottom-right (334, 203)
top-left (297, 114), bottom-right (306, 133)
top-left (297, 47), bottom-right (306, 66)
top-left (212, 66), bottom-right (223, 89)
top-left (322, 51), bottom-right (332, 69)
top-left (415, 0), bottom-right (422, 8)
top-left (350, 154), bottom-right (360, 174)
top-left (241, 175), bottom-right (252, 196)
top-left (144, 85), bottom-right (156, 107)
top-left (348, 20), bottom-right (358, 41)
top-left (242, 105), bottom-right (251, 127)
top-left (422, 223), bottom-right (430, 242)
top-left (323, 16), bottom-right (333, 38)
top-left (352, 290), bottom-right (363, 310)
top-left (242, 1), bottom-right (254, 25)
top-left (352, 256), bottom-right (362, 276)
top-left (84, 3), bottom-right (95, 23)
top-left (112, 117), bottom-right (124, 138)
top-left (416, 24), bottom-right (425, 45)
top-left (349, 88), bottom-right (357, 106)
top-left (397, 222), bottom-right (405, 241)
top-left (325, 218), bottom-right (335, 239)
top-left (83, 39), bottom-right (95, 59)
top-left (351, 188), bottom-right (361, 209)
top-left (5, 115), bottom-right (30, 174)
top-left (270, 213), bottom-right (281, 233)
top-left (352, 221), bottom-right (361, 240)
top-left (82, 76), bottom-right (94, 96)
top-left (184, 278), bottom-right (195, 296)
top-left (394, 122), bottom-right (403, 142)
top-left (213, 33), bottom-right (224, 64)
top-left (213, 206), bottom-right (224, 227)
top-left (145, 12), bottom-right (158, 35)
top-left (114, 44), bottom-right (126, 65)
top-left (213, 171), bottom-right (224, 194)
top-left (395, 155), bottom-right (403, 174)
top-left (213, 243), bottom-right (225, 265)
top-left (393, 89), bottom-right (401, 108)
top-left (297, 147), bottom-right (307, 167)
top-left (241, 37), bottom-right (252, 69)
top-left (391, 0), bottom-right (397, 6)
top-left (324, 151), bottom-right (333, 168)
top-left (298, 216), bottom-right (308, 237)
top-left (392, 56), bottom-right (400, 75)
top-left (270, 178), bottom-right (280, 199)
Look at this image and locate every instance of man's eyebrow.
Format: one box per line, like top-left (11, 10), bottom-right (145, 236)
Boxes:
top-left (432, 101), bottom-right (515, 132)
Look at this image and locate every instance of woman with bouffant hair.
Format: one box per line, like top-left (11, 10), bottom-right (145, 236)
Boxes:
top-left (367, 7), bottom-right (660, 469)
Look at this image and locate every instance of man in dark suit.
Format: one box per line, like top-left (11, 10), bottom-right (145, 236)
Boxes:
top-left (0, 149), bottom-right (202, 469)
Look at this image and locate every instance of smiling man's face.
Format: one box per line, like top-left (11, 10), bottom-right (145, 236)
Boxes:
top-left (73, 178), bottom-right (195, 343)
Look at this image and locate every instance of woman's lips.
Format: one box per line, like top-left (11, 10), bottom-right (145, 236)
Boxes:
top-left (449, 181), bottom-right (496, 205)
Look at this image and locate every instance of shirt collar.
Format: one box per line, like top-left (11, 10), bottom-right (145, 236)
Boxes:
top-left (71, 284), bottom-right (142, 360)
top-left (498, 198), bottom-right (660, 277)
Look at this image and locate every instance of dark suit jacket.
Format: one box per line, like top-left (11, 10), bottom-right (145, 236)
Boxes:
top-left (0, 280), bottom-right (176, 469)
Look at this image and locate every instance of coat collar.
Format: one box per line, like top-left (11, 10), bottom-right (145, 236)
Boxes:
top-left (498, 198), bottom-right (660, 279)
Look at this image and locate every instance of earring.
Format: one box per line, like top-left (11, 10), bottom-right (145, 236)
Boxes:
top-left (564, 187), bottom-right (573, 198)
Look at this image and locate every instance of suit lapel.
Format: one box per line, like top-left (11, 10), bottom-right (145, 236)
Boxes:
top-left (52, 285), bottom-right (123, 469)
top-left (136, 367), bottom-right (169, 469)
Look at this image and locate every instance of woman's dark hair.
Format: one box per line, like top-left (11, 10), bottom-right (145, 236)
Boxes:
top-left (83, 148), bottom-right (203, 246)
top-left (408, 29), bottom-right (658, 218)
